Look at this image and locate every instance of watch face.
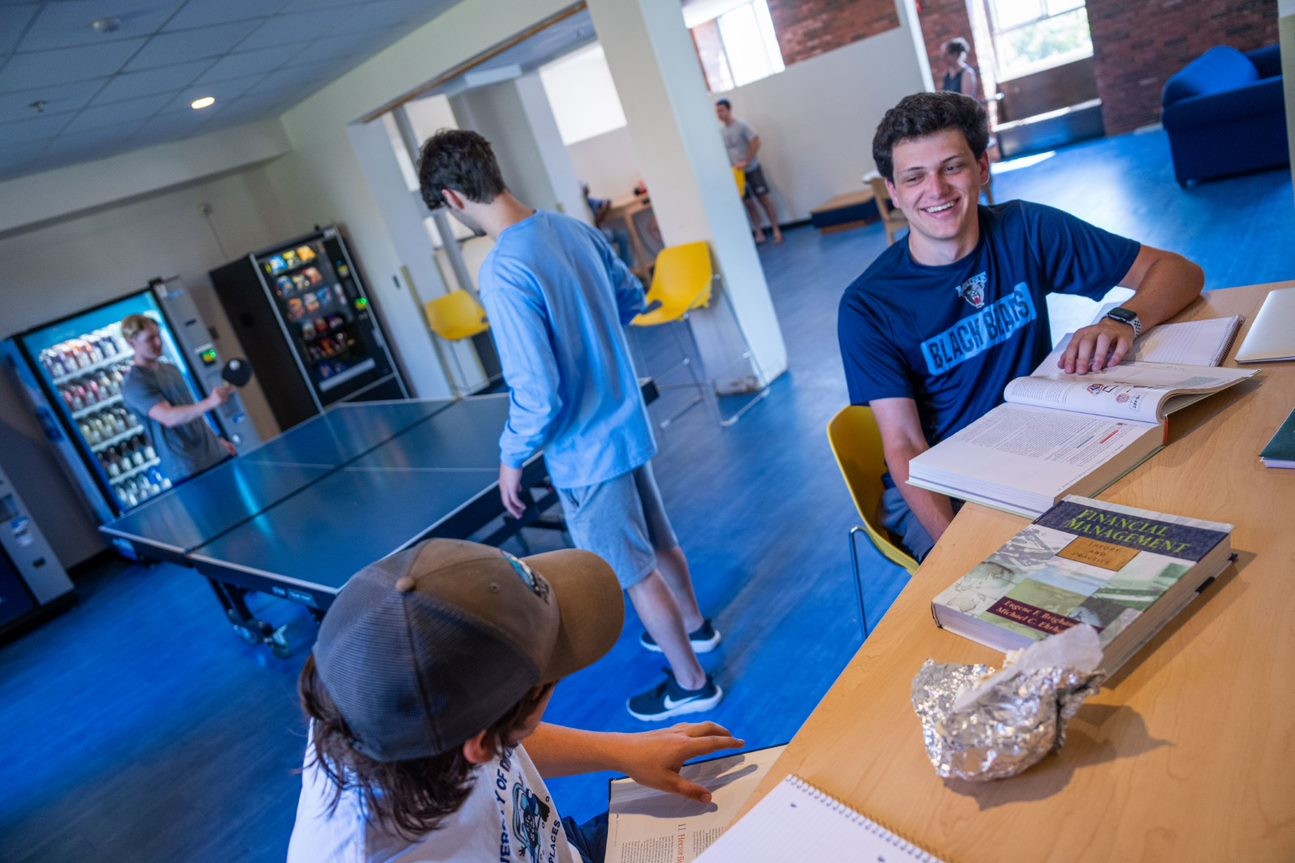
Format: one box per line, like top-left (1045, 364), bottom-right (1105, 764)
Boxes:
top-left (1107, 308), bottom-right (1135, 323)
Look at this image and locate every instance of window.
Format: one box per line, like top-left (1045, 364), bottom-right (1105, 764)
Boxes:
top-left (684, 0), bottom-right (784, 93)
top-left (538, 44), bottom-right (627, 145)
top-left (986, 0), bottom-right (1093, 81)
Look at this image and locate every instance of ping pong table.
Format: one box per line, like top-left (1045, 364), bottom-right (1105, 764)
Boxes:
top-left (100, 396), bottom-right (564, 654)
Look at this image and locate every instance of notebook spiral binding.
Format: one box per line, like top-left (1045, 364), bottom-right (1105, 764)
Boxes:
top-left (788, 774), bottom-right (944, 862)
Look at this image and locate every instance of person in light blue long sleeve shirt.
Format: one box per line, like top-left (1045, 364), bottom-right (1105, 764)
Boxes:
top-left (418, 130), bottom-right (723, 723)
top-left (480, 210), bottom-right (655, 489)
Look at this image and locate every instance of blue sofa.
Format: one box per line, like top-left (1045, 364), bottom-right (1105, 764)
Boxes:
top-left (1161, 45), bottom-right (1289, 185)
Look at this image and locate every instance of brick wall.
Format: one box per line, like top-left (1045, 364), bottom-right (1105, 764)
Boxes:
top-left (1087, 0), bottom-right (1279, 135)
top-left (766, 0), bottom-right (899, 67)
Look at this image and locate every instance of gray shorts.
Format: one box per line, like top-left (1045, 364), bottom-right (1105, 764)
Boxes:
top-left (743, 165), bottom-right (769, 198)
top-left (557, 464), bottom-right (678, 589)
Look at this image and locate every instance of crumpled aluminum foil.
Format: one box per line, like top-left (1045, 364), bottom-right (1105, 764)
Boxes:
top-left (912, 625), bottom-right (1107, 781)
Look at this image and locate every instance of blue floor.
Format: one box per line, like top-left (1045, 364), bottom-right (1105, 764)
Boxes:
top-left (1, 129), bottom-right (1292, 860)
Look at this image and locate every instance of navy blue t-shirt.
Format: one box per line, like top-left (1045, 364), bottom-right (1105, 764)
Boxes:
top-left (838, 201), bottom-right (1140, 446)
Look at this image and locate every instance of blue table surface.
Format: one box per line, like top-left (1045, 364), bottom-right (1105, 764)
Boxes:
top-left (104, 397), bottom-right (520, 588)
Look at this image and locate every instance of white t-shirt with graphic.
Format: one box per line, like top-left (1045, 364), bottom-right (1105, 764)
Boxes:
top-left (286, 737), bottom-right (578, 863)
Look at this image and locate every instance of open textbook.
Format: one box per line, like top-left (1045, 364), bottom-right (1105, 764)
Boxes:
top-left (908, 340), bottom-right (1257, 517)
top-left (605, 744), bottom-right (786, 863)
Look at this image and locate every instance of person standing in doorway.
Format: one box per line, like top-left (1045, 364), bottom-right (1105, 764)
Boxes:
top-left (417, 129), bottom-right (723, 722)
top-left (120, 314), bottom-right (236, 483)
top-left (940, 37), bottom-right (996, 203)
top-left (940, 37), bottom-right (980, 99)
top-left (715, 98), bottom-right (782, 245)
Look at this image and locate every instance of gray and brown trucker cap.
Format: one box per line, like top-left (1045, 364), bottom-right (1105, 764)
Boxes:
top-left (312, 538), bottom-right (623, 762)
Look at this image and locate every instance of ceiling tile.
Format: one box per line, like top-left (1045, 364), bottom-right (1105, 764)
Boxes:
top-left (44, 121), bottom-right (145, 154)
top-left (277, 0), bottom-right (367, 13)
top-left (0, 4), bottom-right (40, 57)
top-left (19, 0), bottom-right (180, 52)
top-left (354, 0), bottom-right (452, 32)
top-left (162, 0), bottom-right (288, 32)
top-left (61, 91), bottom-right (170, 134)
top-left (195, 45), bottom-right (298, 85)
top-left (0, 111), bottom-right (73, 145)
top-left (0, 78), bottom-right (106, 124)
top-left (124, 19), bottom-right (262, 71)
top-left (91, 58), bottom-right (210, 103)
top-left (160, 74), bottom-right (265, 113)
top-left (0, 38), bottom-right (146, 91)
top-left (234, 8), bottom-right (365, 52)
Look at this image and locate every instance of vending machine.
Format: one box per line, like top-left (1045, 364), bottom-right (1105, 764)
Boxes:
top-left (209, 226), bottom-right (408, 431)
top-left (4, 288), bottom-right (251, 522)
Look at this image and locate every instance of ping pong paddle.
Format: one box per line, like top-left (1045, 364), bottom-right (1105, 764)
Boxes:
top-left (222, 358), bottom-right (252, 388)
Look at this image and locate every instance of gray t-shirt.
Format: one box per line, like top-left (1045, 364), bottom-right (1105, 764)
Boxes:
top-left (121, 362), bottom-right (226, 482)
top-left (721, 118), bottom-right (760, 169)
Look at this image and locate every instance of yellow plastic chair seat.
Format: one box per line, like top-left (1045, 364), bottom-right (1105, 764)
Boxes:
top-left (632, 241), bottom-right (713, 327)
top-left (424, 290), bottom-right (489, 341)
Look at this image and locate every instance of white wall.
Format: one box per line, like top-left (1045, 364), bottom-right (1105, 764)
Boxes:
top-left (568, 125), bottom-right (641, 202)
top-left (567, 10), bottom-right (930, 222)
top-left (0, 164), bottom-right (293, 565)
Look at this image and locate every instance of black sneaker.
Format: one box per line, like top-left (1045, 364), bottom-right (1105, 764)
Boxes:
top-left (639, 619), bottom-right (721, 654)
top-left (626, 670), bottom-right (723, 721)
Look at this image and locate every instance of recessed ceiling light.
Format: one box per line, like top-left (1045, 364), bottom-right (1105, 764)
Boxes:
top-left (191, 97), bottom-right (216, 110)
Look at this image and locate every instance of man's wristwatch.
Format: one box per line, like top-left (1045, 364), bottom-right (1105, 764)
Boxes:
top-left (1105, 306), bottom-right (1142, 339)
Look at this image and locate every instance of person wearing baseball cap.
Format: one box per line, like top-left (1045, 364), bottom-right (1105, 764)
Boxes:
top-left (286, 539), bottom-right (743, 862)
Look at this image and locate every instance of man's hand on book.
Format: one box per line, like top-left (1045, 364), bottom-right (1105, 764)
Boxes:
top-left (1059, 319), bottom-right (1133, 374)
top-left (614, 722), bottom-right (745, 804)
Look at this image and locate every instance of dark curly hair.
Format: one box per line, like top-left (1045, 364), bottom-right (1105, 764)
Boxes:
top-left (871, 92), bottom-right (989, 182)
top-left (416, 128), bottom-right (507, 211)
top-left (298, 654), bottom-right (554, 840)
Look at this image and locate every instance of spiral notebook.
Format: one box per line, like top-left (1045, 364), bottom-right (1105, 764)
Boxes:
top-left (694, 774), bottom-right (945, 862)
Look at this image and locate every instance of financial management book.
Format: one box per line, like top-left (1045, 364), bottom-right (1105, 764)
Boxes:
top-left (931, 496), bottom-right (1234, 675)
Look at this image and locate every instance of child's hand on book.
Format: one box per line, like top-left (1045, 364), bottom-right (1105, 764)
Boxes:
top-left (613, 722), bottom-right (745, 804)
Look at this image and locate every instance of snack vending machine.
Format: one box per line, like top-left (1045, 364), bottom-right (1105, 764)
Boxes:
top-left (4, 289), bottom-right (240, 521)
top-left (209, 226), bottom-right (408, 431)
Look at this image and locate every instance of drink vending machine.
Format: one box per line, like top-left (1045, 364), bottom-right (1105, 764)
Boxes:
top-left (3, 284), bottom-right (262, 522)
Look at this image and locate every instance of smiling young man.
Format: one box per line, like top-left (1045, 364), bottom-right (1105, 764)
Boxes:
top-left (837, 92), bottom-right (1203, 562)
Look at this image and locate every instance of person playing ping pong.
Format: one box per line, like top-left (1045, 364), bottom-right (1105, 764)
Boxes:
top-left (120, 313), bottom-right (237, 482)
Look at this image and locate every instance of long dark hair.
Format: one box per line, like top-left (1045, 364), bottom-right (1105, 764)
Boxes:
top-left (298, 654), bottom-right (554, 840)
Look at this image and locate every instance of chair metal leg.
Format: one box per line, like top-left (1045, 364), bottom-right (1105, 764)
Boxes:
top-left (849, 525), bottom-right (870, 640)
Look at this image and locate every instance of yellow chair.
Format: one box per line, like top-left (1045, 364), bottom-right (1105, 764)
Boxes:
top-left (864, 172), bottom-right (908, 246)
top-left (423, 290), bottom-right (490, 396)
top-left (733, 167), bottom-right (747, 199)
top-left (632, 242), bottom-right (714, 428)
top-left (826, 405), bottom-right (919, 638)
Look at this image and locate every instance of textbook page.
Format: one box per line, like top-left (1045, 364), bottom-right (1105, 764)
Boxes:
top-left (606, 745), bottom-right (785, 863)
top-left (908, 404), bottom-right (1163, 516)
top-left (1087, 306), bottom-right (1243, 366)
top-left (1024, 340), bottom-right (1257, 421)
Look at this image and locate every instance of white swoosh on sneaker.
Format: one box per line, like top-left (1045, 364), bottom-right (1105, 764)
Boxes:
top-left (662, 692), bottom-right (701, 709)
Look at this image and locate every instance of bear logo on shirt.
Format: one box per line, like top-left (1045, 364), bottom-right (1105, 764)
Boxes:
top-left (955, 272), bottom-right (988, 309)
top-left (512, 782), bottom-right (551, 861)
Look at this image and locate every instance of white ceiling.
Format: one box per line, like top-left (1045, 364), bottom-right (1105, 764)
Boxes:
top-left (0, 0), bottom-right (464, 182)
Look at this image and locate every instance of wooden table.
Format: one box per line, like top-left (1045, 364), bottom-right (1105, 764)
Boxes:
top-left (743, 283), bottom-right (1295, 861)
top-left (604, 194), bottom-right (657, 281)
